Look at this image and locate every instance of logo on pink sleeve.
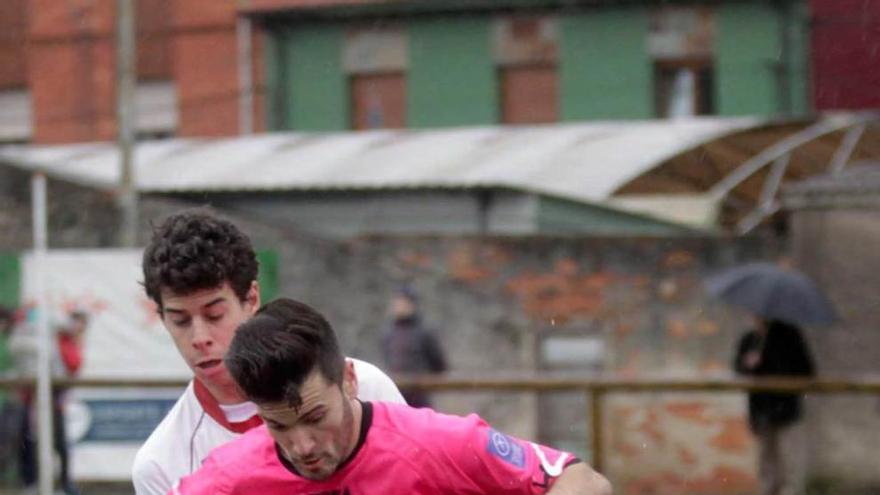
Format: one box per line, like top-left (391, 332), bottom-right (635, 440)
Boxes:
top-left (487, 429), bottom-right (525, 468)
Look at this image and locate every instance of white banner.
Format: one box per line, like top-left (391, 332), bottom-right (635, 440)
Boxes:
top-left (20, 249), bottom-right (190, 481)
top-left (21, 249), bottom-right (189, 379)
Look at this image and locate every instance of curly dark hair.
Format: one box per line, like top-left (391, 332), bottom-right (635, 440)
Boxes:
top-left (142, 209), bottom-right (259, 309)
top-left (226, 298), bottom-right (345, 407)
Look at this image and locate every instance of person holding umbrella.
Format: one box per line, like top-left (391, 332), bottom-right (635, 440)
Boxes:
top-left (707, 261), bottom-right (834, 495)
top-left (733, 317), bottom-right (815, 495)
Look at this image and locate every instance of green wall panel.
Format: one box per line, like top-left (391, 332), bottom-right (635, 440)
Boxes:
top-left (0, 253), bottom-right (20, 310)
top-left (785, 0), bottom-right (811, 115)
top-left (0, 253), bottom-right (19, 374)
top-left (536, 197), bottom-right (693, 236)
top-left (560, 8), bottom-right (651, 120)
top-left (280, 25), bottom-right (349, 131)
top-left (407, 17), bottom-right (497, 127)
top-left (716, 3), bottom-right (781, 116)
top-left (256, 250), bottom-right (279, 304)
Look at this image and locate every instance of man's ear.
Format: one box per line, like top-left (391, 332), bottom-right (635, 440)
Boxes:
top-left (342, 359), bottom-right (359, 399)
top-left (246, 281), bottom-right (261, 314)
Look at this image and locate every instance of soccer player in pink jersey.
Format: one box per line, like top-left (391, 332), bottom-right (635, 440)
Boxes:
top-left (172, 298), bottom-right (612, 495)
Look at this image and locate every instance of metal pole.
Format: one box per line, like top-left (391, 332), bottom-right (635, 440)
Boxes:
top-left (117, 0), bottom-right (138, 247)
top-left (735, 153), bottom-right (791, 234)
top-left (237, 16), bottom-right (254, 135)
top-left (32, 172), bottom-right (54, 495)
top-left (588, 387), bottom-right (605, 474)
top-left (828, 123), bottom-right (866, 175)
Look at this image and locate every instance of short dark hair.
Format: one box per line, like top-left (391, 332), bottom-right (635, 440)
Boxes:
top-left (142, 209), bottom-right (258, 309)
top-left (225, 298), bottom-right (345, 407)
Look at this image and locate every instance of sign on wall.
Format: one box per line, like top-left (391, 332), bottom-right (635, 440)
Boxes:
top-left (19, 249), bottom-right (189, 480)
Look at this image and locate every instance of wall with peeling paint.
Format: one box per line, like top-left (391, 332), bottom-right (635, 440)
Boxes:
top-left (244, 231), bottom-right (782, 494)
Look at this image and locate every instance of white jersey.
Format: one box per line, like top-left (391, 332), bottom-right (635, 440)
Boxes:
top-left (132, 358), bottom-right (405, 495)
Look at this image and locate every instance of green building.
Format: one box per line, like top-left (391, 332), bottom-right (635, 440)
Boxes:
top-left (256, 0), bottom-right (810, 132)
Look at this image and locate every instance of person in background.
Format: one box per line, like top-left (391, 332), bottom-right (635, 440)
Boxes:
top-left (733, 317), bottom-right (815, 495)
top-left (0, 305), bottom-right (17, 480)
top-left (173, 298), bottom-right (612, 495)
top-left (0, 305), bottom-right (13, 375)
top-left (132, 209), bottom-right (405, 495)
top-left (381, 286), bottom-right (447, 408)
top-left (15, 308), bottom-right (88, 495)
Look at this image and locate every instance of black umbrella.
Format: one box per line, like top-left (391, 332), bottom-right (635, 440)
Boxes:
top-left (705, 262), bottom-right (838, 326)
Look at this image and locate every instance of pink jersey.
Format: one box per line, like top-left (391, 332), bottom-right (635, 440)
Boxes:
top-left (173, 401), bottom-right (580, 494)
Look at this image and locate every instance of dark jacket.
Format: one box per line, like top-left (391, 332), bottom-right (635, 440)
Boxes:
top-left (733, 320), bottom-right (816, 432)
top-left (382, 315), bottom-right (447, 407)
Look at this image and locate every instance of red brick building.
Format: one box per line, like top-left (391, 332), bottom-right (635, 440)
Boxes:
top-left (0, 0), bottom-right (371, 144)
top-left (0, 0), bottom-right (270, 143)
top-left (1, 0), bottom-right (878, 144)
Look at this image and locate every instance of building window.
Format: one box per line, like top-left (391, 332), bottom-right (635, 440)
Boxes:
top-left (654, 61), bottom-right (714, 117)
top-left (649, 7), bottom-right (716, 118)
top-left (136, 80), bottom-right (178, 138)
top-left (493, 16), bottom-right (559, 124)
top-left (351, 72), bottom-right (406, 130)
top-left (344, 25), bottom-right (408, 130)
top-left (0, 89), bottom-right (31, 143)
top-left (500, 65), bottom-right (558, 124)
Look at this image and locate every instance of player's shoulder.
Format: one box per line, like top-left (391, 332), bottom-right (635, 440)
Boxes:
top-left (366, 403), bottom-right (493, 483)
top-left (349, 357), bottom-right (387, 382)
top-left (136, 383), bottom-right (201, 451)
top-left (132, 383), bottom-right (200, 491)
top-left (372, 402), bottom-right (484, 445)
top-left (349, 357), bottom-right (406, 404)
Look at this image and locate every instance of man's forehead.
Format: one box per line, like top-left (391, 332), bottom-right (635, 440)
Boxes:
top-left (160, 284), bottom-right (232, 309)
top-left (259, 372), bottom-right (334, 417)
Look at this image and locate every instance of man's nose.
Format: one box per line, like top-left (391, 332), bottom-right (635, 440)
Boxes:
top-left (191, 319), bottom-right (214, 350)
top-left (287, 428), bottom-right (318, 459)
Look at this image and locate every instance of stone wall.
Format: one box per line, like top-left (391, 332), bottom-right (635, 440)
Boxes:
top-left (193, 205), bottom-right (780, 494)
top-left (0, 166), bottom-right (120, 249)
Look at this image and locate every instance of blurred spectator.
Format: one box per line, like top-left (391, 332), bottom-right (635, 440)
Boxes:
top-left (0, 306), bottom-right (18, 482)
top-left (733, 317), bottom-right (815, 495)
top-left (0, 305), bottom-right (13, 374)
top-left (381, 286), bottom-right (447, 408)
top-left (12, 308), bottom-right (88, 495)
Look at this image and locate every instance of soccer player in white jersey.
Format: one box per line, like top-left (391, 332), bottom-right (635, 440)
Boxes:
top-left (131, 210), bottom-right (405, 495)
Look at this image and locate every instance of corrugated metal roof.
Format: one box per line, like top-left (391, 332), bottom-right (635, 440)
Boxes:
top-left (0, 118), bottom-right (759, 206)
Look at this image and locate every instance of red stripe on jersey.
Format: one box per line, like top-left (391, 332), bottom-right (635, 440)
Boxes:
top-left (193, 379), bottom-right (263, 434)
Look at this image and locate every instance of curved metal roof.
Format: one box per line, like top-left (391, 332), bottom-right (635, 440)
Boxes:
top-left (3, 114), bottom-right (878, 232)
top-left (0, 118), bottom-right (757, 200)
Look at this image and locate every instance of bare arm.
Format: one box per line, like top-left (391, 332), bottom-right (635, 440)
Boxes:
top-left (547, 462), bottom-right (612, 495)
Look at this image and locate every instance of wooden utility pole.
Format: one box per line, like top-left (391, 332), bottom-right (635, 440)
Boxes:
top-left (117, 0), bottom-right (137, 247)
top-left (237, 16), bottom-right (254, 135)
